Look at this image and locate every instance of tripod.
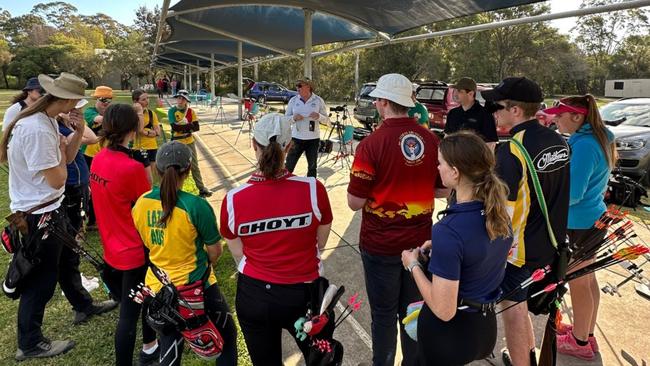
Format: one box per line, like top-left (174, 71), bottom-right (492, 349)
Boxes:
top-left (319, 106), bottom-right (353, 169)
top-left (212, 96), bottom-right (226, 127)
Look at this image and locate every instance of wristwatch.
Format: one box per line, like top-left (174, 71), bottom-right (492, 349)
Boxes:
top-left (407, 261), bottom-right (422, 273)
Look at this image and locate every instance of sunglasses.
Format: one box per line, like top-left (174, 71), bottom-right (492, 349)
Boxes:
top-left (296, 84), bottom-right (304, 89)
top-left (98, 98), bottom-right (112, 104)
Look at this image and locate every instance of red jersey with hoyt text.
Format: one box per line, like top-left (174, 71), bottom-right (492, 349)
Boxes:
top-left (348, 117), bottom-right (440, 256)
top-left (220, 171), bottom-right (333, 284)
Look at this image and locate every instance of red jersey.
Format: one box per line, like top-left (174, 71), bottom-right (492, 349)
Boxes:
top-left (348, 117), bottom-right (440, 256)
top-left (90, 147), bottom-right (151, 270)
top-left (220, 171), bottom-right (333, 284)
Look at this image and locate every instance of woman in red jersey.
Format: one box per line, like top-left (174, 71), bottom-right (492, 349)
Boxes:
top-left (220, 113), bottom-right (333, 365)
top-left (89, 103), bottom-right (158, 365)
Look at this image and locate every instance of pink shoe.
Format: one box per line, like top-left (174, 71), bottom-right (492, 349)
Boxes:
top-left (557, 333), bottom-right (595, 361)
top-left (556, 324), bottom-right (599, 353)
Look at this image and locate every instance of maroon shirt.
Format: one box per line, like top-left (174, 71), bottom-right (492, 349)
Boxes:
top-left (348, 117), bottom-right (440, 256)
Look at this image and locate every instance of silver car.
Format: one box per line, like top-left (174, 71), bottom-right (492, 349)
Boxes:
top-left (601, 98), bottom-right (650, 186)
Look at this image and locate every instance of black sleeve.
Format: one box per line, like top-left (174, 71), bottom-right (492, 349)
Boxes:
top-left (444, 109), bottom-right (458, 134)
top-left (170, 123), bottom-right (193, 133)
top-left (495, 142), bottom-right (522, 201)
top-left (481, 109), bottom-right (499, 143)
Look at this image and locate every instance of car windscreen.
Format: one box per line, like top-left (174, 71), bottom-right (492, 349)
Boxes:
top-left (417, 88), bottom-right (445, 101)
top-left (600, 102), bottom-right (650, 127)
top-left (359, 85), bottom-right (376, 98)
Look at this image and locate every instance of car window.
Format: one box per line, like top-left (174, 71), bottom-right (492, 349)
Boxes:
top-left (268, 85), bottom-right (280, 92)
top-left (359, 85), bottom-right (376, 98)
top-left (600, 102), bottom-right (650, 127)
top-left (417, 88), bottom-right (445, 101)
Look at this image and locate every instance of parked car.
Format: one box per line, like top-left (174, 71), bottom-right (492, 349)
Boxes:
top-left (246, 81), bottom-right (298, 104)
top-left (416, 80), bottom-right (457, 130)
top-left (600, 98), bottom-right (650, 185)
top-left (353, 82), bottom-right (378, 130)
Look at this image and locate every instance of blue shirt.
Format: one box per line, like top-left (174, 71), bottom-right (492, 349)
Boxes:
top-left (567, 123), bottom-right (614, 229)
top-left (428, 201), bottom-right (512, 303)
top-left (58, 123), bottom-right (89, 186)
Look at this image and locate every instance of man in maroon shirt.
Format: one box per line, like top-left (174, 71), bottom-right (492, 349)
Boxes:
top-left (347, 73), bottom-right (447, 366)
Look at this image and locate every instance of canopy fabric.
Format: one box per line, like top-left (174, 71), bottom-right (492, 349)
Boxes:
top-left (157, 0), bottom-right (543, 67)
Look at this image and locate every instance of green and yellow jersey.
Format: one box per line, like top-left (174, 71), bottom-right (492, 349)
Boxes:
top-left (132, 187), bottom-right (220, 292)
top-left (83, 107), bottom-right (103, 157)
top-left (133, 109), bottom-right (159, 151)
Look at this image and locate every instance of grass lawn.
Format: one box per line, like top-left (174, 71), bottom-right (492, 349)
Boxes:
top-left (0, 89), bottom-right (252, 365)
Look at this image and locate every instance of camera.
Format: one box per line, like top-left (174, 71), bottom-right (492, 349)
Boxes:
top-left (330, 105), bottom-right (347, 113)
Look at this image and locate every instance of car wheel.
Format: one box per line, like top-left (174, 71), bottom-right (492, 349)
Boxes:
top-left (258, 95), bottom-right (266, 105)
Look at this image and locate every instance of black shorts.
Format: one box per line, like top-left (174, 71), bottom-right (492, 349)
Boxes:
top-left (132, 149), bottom-right (157, 164)
top-left (499, 263), bottom-right (533, 302)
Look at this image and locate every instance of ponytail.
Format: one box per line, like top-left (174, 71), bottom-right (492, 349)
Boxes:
top-left (157, 165), bottom-right (190, 225)
top-left (474, 171), bottom-right (512, 241)
top-left (10, 91), bottom-right (28, 105)
top-left (440, 132), bottom-right (512, 241)
top-left (563, 94), bottom-right (617, 168)
top-left (255, 137), bottom-right (285, 179)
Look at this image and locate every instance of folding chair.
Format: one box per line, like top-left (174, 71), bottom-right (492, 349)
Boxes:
top-left (321, 124), bottom-right (355, 169)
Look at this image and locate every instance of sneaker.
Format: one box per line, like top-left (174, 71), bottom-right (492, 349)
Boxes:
top-left (139, 346), bottom-right (160, 366)
top-left (557, 333), bottom-right (595, 361)
top-left (199, 190), bottom-right (213, 198)
top-left (556, 323), bottom-right (599, 353)
top-left (73, 299), bottom-right (119, 325)
top-left (501, 348), bottom-right (514, 366)
top-left (16, 339), bottom-right (75, 361)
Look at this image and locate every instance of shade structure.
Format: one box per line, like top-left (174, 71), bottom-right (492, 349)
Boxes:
top-left (157, 0), bottom-right (545, 66)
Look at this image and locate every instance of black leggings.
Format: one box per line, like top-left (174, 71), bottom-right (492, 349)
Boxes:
top-left (235, 274), bottom-right (312, 366)
top-left (417, 304), bottom-right (496, 365)
top-left (102, 264), bottom-right (156, 366)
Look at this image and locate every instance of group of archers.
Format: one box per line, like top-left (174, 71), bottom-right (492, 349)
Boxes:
top-left (1, 70), bottom-right (615, 366)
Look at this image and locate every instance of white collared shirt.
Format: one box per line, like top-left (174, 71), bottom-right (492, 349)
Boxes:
top-left (285, 93), bottom-right (329, 140)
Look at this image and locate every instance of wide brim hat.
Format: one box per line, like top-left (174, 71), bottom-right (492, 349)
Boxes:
top-left (38, 72), bottom-right (87, 100)
top-left (173, 89), bottom-right (191, 102)
top-left (296, 78), bottom-right (315, 90)
top-left (369, 73), bottom-right (415, 108)
top-left (92, 86), bottom-right (113, 98)
top-left (22, 77), bottom-right (41, 91)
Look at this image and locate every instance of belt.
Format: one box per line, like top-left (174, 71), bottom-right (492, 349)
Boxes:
top-left (457, 298), bottom-right (496, 313)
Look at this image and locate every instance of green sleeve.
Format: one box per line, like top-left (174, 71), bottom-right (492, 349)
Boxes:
top-left (190, 197), bottom-right (221, 245)
top-left (167, 107), bottom-right (176, 125)
top-left (84, 108), bottom-right (99, 127)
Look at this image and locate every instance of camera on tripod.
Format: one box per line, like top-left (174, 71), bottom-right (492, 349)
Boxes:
top-left (330, 105), bottom-right (347, 113)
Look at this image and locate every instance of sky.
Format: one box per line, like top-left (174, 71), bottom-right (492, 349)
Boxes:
top-left (1, 0), bottom-right (581, 31)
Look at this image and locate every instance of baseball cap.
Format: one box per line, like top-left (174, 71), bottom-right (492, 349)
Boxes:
top-left (369, 73), bottom-right (415, 108)
top-left (253, 113), bottom-right (293, 148)
top-left (92, 86), bottom-right (113, 99)
top-left (543, 100), bottom-right (588, 116)
top-left (450, 77), bottom-right (476, 92)
top-left (173, 89), bottom-right (191, 102)
top-left (481, 77), bottom-right (543, 103)
top-left (22, 77), bottom-right (41, 91)
top-left (156, 141), bottom-right (192, 171)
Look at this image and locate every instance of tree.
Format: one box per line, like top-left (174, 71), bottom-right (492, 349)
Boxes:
top-left (610, 35), bottom-right (650, 78)
top-left (109, 31), bottom-right (150, 89)
top-left (0, 38), bottom-right (13, 88)
top-left (31, 1), bottom-right (78, 29)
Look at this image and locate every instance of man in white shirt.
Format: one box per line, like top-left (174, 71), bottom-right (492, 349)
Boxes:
top-left (284, 78), bottom-right (329, 178)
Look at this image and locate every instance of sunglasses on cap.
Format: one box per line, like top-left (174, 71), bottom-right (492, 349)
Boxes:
top-left (98, 98), bottom-right (112, 104)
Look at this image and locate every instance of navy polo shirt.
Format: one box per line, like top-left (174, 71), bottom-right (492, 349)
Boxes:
top-left (58, 122), bottom-right (89, 186)
top-left (445, 101), bottom-right (498, 142)
top-left (428, 201), bottom-right (512, 303)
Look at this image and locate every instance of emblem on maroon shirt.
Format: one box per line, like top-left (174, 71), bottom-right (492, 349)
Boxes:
top-left (399, 132), bottom-right (424, 164)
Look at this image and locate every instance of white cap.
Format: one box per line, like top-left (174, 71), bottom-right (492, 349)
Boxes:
top-left (369, 73), bottom-right (415, 108)
top-left (253, 113), bottom-right (293, 148)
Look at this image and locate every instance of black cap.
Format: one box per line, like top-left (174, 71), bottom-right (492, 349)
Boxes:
top-left (481, 77), bottom-right (543, 103)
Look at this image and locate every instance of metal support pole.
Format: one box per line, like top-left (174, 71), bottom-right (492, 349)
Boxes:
top-left (211, 53), bottom-right (215, 99)
top-left (196, 60), bottom-right (200, 92)
top-left (354, 50), bottom-right (360, 97)
top-left (237, 41), bottom-right (243, 118)
top-left (303, 9), bottom-right (313, 79)
top-left (183, 65), bottom-right (187, 92)
top-left (254, 63), bottom-right (259, 81)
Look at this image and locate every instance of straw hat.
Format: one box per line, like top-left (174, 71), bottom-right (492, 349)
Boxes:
top-left (38, 73), bottom-right (87, 100)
